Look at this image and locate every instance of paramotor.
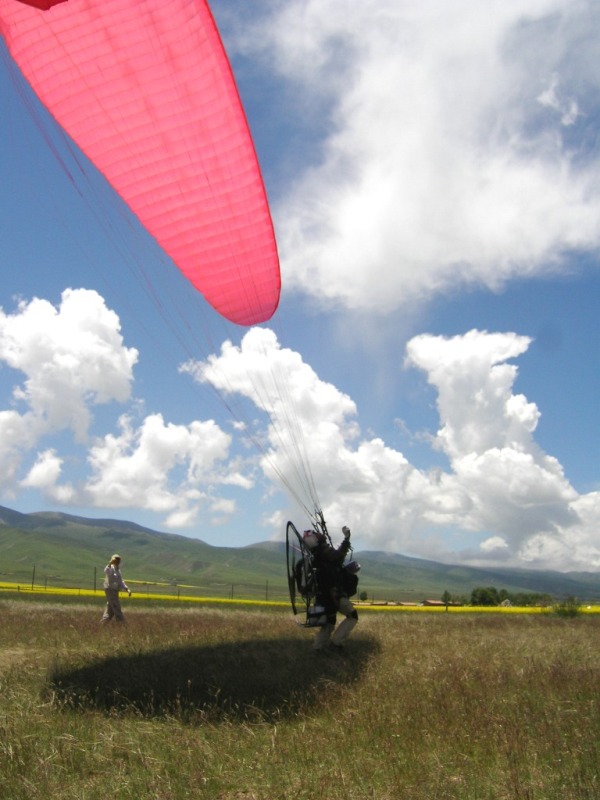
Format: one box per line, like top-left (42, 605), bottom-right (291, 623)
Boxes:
top-left (285, 514), bottom-right (332, 628)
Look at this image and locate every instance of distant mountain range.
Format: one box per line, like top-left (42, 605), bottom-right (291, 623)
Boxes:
top-left (1, 505), bottom-right (600, 602)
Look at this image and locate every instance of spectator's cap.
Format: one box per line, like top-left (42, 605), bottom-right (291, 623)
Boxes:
top-left (111, 554), bottom-right (121, 562)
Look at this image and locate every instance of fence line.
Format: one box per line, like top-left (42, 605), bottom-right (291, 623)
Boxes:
top-left (0, 566), bottom-right (290, 603)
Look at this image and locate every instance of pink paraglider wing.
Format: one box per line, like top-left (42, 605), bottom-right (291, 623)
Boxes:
top-left (15, 1), bottom-right (67, 10)
top-left (0, 0), bottom-right (280, 325)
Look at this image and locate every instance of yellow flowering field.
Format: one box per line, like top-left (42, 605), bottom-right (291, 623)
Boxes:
top-left (2, 580), bottom-right (599, 613)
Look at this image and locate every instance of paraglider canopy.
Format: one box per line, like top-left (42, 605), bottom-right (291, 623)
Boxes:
top-left (15, 1), bottom-right (67, 10)
top-left (1, 0), bottom-right (280, 325)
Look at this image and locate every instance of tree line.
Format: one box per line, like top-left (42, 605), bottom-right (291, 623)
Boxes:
top-left (442, 586), bottom-right (555, 607)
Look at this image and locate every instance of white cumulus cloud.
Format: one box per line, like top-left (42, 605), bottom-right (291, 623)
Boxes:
top-left (239, 0), bottom-right (600, 311)
top-left (0, 289), bottom-right (138, 491)
top-left (2, 284), bottom-right (599, 568)
top-left (188, 326), bottom-right (600, 570)
top-left (0, 288), bottom-right (137, 437)
top-left (85, 412), bottom-right (240, 528)
top-left (0, 290), bottom-right (248, 528)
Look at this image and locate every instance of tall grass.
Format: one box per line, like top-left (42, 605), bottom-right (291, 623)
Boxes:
top-left (1, 599), bottom-right (599, 799)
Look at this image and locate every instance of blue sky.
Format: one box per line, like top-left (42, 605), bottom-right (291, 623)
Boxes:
top-left (1, 0), bottom-right (599, 570)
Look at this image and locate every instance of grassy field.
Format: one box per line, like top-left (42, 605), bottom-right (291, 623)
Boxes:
top-left (1, 599), bottom-right (599, 799)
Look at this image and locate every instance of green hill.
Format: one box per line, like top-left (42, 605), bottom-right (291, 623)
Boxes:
top-left (1, 505), bottom-right (600, 602)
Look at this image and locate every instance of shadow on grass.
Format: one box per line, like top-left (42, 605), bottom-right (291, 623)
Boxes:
top-left (47, 635), bottom-right (379, 722)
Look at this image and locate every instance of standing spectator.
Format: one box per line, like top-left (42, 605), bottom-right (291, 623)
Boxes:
top-left (101, 554), bottom-right (131, 623)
